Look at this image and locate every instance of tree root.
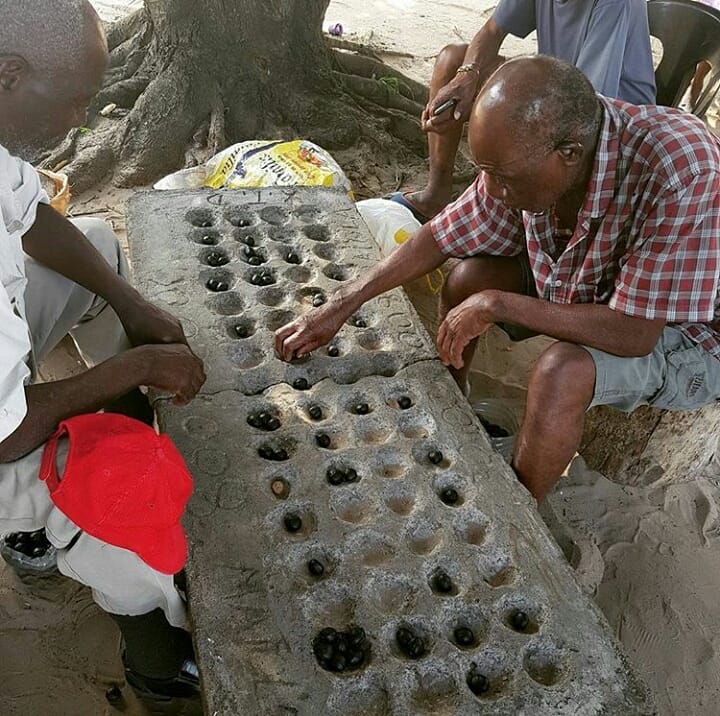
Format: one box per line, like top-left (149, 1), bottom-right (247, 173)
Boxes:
top-left (331, 49), bottom-right (428, 105)
top-left (335, 71), bottom-right (424, 116)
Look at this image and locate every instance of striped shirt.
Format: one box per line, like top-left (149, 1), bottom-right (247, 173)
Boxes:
top-left (430, 96), bottom-right (720, 358)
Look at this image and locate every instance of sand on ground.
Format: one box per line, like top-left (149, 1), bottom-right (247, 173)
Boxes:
top-left (1, 2), bottom-right (719, 715)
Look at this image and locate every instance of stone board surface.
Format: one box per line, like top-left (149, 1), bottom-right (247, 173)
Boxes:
top-left (127, 188), bottom-right (650, 716)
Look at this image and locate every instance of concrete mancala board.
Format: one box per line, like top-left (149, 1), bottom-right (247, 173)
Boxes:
top-left (127, 188), bottom-right (650, 716)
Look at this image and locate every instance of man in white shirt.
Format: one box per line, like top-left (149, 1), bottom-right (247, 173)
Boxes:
top-left (0, 0), bottom-right (206, 706)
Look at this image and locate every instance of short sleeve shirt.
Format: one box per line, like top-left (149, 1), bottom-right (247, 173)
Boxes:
top-left (493, 0), bottom-right (656, 104)
top-left (429, 97), bottom-right (720, 359)
top-left (0, 145), bottom-right (48, 442)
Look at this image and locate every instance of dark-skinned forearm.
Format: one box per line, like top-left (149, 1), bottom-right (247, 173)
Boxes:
top-left (0, 348), bottom-right (151, 463)
top-left (491, 292), bottom-right (665, 357)
top-left (21, 203), bottom-right (144, 315)
top-left (463, 17), bottom-right (507, 70)
top-left (342, 225), bottom-right (446, 309)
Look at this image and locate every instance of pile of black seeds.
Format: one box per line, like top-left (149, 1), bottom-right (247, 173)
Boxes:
top-left (247, 412), bottom-right (281, 431)
top-left (3, 529), bottom-right (51, 558)
top-left (395, 626), bottom-right (427, 660)
top-left (326, 465), bottom-right (359, 485)
top-left (313, 626), bottom-right (370, 673)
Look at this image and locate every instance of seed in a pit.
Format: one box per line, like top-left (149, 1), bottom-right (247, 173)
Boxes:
top-left (398, 396), bottom-right (413, 410)
top-left (312, 294), bottom-right (326, 307)
top-left (293, 377), bottom-right (309, 391)
top-left (454, 626), bottom-right (475, 647)
top-left (307, 559), bottom-right (325, 577)
top-left (271, 479), bottom-right (289, 498)
top-left (428, 449), bottom-right (444, 465)
top-left (510, 610), bottom-right (530, 632)
top-left (327, 345), bottom-right (339, 357)
top-left (234, 324), bottom-right (250, 338)
top-left (440, 487), bottom-right (459, 505)
top-left (200, 234), bottom-right (215, 245)
top-left (248, 256), bottom-right (261, 266)
top-left (316, 433), bottom-right (331, 449)
top-left (308, 405), bottom-right (323, 420)
top-left (266, 416), bottom-right (281, 431)
top-left (326, 467), bottom-right (344, 486)
top-left (284, 513), bottom-right (302, 533)
top-left (206, 278), bottom-right (228, 292)
top-left (467, 666), bottom-right (490, 696)
top-left (286, 251), bottom-right (300, 264)
top-left (353, 403), bottom-right (369, 415)
top-left (353, 317), bottom-right (367, 328)
top-left (344, 467), bottom-right (359, 483)
top-left (432, 570), bottom-right (454, 594)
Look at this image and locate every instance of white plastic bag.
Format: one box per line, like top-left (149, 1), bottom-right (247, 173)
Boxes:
top-left (356, 198), bottom-right (444, 294)
top-left (154, 140), bottom-right (352, 194)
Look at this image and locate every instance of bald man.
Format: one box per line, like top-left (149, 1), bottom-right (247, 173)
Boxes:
top-left (0, 0), bottom-right (204, 708)
top-left (276, 56), bottom-right (720, 505)
top-left (391, 0), bottom-right (657, 223)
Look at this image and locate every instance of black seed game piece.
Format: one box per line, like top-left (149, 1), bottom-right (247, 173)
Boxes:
top-left (206, 251), bottom-right (228, 267)
top-left (353, 403), bottom-right (370, 415)
top-left (248, 256), bottom-right (261, 266)
top-left (327, 345), bottom-right (339, 357)
top-left (344, 467), bottom-right (358, 483)
top-left (105, 686), bottom-right (123, 705)
top-left (247, 412), bottom-right (280, 431)
top-left (308, 559), bottom-right (325, 577)
top-left (312, 294), bottom-right (326, 308)
top-left (240, 235), bottom-right (256, 247)
top-left (286, 251), bottom-right (300, 264)
top-left (258, 445), bottom-right (274, 459)
top-left (431, 570), bottom-right (454, 594)
top-left (316, 433), bottom-right (331, 449)
top-left (266, 416), bottom-right (281, 431)
top-left (467, 664), bottom-right (490, 696)
top-left (326, 467), bottom-right (344, 486)
top-left (200, 234), bottom-right (215, 245)
top-left (428, 449), bottom-right (444, 465)
top-left (308, 405), bottom-right (323, 421)
top-left (510, 610), bottom-right (530, 632)
top-left (398, 396), bottom-right (413, 410)
top-left (454, 626), bottom-right (475, 647)
top-left (206, 278), bottom-right (229, 292)
top-left (396, 626), bottom-right (426, 660)
top-left (293, 377), bottom-right (309, 391)
top-left (234, 324), bottom-right (249, 338)
top-left (440, 487), bottom-right (459, 505)
top-left (353, 317), bottom-right (367, 328)
top-left (198, 220), bottom-right (213, 228)
top-left (284, 513), bottom-right (302, 533)
top-left (313, 626), bottom-right (369, 673)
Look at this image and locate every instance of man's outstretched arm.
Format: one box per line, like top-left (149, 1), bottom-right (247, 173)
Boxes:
top-left (22, 204), bottom-right (188, 347)
top-left (275, 224), bottom-right (446, 361)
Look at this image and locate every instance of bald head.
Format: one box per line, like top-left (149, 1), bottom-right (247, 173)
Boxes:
top-left (0, 0), bottom-right (107, 159)
top-left (472, 56), bottom-right (601, 155)
top-left (0, 0), bottom-right (103, 76)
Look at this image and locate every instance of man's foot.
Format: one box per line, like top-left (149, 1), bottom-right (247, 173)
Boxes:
top-left (387, 188), bottom-right (452, 223)
top-left (125, 658), bottom-right (201, 714)
top-left (0, 529), bottom-right (58, 575)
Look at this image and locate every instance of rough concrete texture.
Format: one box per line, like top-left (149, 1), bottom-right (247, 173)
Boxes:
top-left (127, 188), bottom-right (650, 716)
top-left (128, 189), bottom-right (435, 395)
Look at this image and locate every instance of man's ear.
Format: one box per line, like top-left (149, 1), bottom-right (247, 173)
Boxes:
top-left (0, 55), bottom-right (29, 92)
top-left (555, 140), bottom-right (584, 166)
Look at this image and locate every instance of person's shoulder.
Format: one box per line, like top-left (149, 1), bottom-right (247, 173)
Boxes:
top-left (603, 97), bottom-right (720, 186)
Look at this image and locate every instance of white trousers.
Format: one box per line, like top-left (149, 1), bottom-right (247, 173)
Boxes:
top-left (0, 218), bottom-right (187, 628)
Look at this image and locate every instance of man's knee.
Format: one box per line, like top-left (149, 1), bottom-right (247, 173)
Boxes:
top-left (529, 342), bottom-right (596, 405)
top-left (442, 255), bottom-right (523, 309)
top-left (435, 43), bottom-right (468, 74)
top-left (442, 258), bottom-right (487, 308)
top-left (70, 217), bottom-right (126, 275)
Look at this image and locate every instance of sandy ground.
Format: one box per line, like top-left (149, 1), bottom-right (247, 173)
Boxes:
top-left (2, 1), bottom-right (719, 715)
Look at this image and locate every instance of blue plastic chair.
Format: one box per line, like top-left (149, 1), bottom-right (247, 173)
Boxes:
top-left (647, 0), bottom-right (720, 116)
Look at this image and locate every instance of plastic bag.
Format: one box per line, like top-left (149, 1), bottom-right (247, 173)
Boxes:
top-left (36, 168), bottom-right (71, 215)
top-left (356, 198), bottom-right (444, 294)
top-left (154, 139), bottom-right (352, 194)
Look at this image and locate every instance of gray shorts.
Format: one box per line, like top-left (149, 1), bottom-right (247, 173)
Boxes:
top-left (586, 326), bottom-right (720, 412)
top-left (494, 256), bottom-right (720, 413)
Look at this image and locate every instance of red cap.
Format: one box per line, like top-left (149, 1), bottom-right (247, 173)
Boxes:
top-left (39, 413), bottom-right (192, 575)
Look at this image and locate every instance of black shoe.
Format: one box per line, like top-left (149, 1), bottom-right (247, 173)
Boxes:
top-left (125, 658), bottom-right (201, 712)
top-left (0, 529), bottom-right (57, 575)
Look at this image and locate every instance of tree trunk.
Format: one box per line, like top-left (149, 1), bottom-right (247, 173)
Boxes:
top-left (46, 0), bottom-right (426, 192)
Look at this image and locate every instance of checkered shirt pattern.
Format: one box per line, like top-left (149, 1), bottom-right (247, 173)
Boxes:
top-left (430, 96), bottom-right (720, 358)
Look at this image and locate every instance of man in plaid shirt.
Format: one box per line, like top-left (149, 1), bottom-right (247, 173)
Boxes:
top-left (277, 56), bottom-right (720, 503)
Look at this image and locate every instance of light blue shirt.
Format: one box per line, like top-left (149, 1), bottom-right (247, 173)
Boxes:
top-left (493, 0), bottom-right (657, 104)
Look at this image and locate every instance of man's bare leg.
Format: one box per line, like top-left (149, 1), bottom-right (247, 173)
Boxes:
top-left (513, 342), bottom-right (596, 502)
top-left (439, 255), bottom-right (526, 391)
top-left (406, 44), bottom-right (469, 220)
